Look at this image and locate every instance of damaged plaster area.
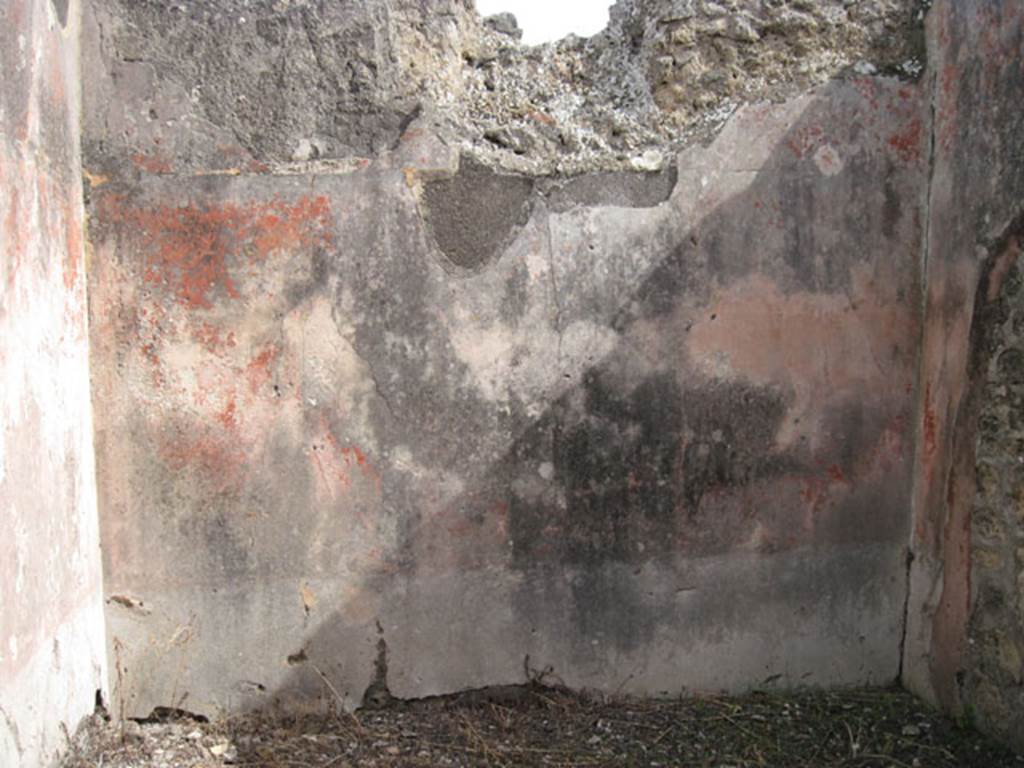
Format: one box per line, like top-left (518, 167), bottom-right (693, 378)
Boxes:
top-left (83, 0), bottom-right (927, 176)
top-left (82, 0), bottom-right (936, 725)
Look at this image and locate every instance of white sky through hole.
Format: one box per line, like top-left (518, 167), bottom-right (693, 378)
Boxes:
top-left (475, 0), bottom-right (611, 45)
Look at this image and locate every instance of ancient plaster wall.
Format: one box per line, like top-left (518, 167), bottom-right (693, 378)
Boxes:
top-left (0, 1), bottom-right (108, 766)
top-left (82, 0), bottom-right (928, 718)
top-left (902, 0), bottom-right (1024, 739)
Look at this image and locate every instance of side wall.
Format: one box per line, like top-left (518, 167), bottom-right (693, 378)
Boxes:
top-left (903, 0), bottom-right (1024, 743)
top-left (969, 230), bottom-right (1024, 749)
top-left (0, 0), bottom-right (107, 765)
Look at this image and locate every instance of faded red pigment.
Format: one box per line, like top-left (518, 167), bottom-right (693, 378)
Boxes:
top-left (888, 117), bottom-right (924, 165)
top-left (246, 344), bottom-right (280, 393)
top-left (101, 195), bottom-right (332, 309)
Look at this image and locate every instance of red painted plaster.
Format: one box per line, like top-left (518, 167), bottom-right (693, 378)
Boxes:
top-left (158, 430), bottom-right (248, 492)
top-left (888, 117), bottom-right (924, 165)
top-left (102, 195), bottom-right (332, 309)
top-left (246, 344), bottom-right (280, 393)
top-left (785, 123), bottom-right (824, 159)
top-left (63, 199), bottom-right (82, 292)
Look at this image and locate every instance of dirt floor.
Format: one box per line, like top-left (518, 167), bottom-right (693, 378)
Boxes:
top-left (62, 684), bottom-right (1024, 768)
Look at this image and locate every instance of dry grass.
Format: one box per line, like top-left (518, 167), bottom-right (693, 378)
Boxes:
top-left (63, 685), bottom-right (1023, 768)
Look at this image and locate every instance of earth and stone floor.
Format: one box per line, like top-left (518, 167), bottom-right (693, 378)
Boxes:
top-left (62, 684), bottom-right (1023, 768)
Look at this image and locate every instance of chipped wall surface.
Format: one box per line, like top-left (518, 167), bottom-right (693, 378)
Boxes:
top-left (901, 0), bottom-right (1024, 728)
top-left (81, 0), bottom-right (922, 176)
top-left (4, 0), bottom-right (1024, 754)
top-left (83, 0), bottom-right (929, 716)
top-left (0, 0), bottom-right (107, 766)
top-left (969, 237), bottom-right (1024, 751)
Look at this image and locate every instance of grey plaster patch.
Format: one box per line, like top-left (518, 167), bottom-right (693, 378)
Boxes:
top-left (541, 166), bottom-right (678, 212)
top-left (420, 156), bottom-right (534, 270)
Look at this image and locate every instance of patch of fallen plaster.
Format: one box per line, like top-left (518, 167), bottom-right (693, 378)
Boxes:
top-left (84, 0), bottom-right (926, 177)
top-left (49, 0), bottom-right (70, 29)
top-left (420, 156), bottom-right (534, 270)
top-left (107, 595), bottom-right (151, 616)
top-left (362, 623), bottom-right (393, 709)
top-left (540, 166), bottom-right (678, 212)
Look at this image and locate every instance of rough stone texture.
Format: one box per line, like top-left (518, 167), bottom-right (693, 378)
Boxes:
top-left (483, 11), bottom-right (521, 41)
top-left (84, 22), bottom-right (927, 713)
top-left (0, 1), bottom-right (108, 766)
top-left (81, 0), bottom-right (479, 173)
top-left (901, 0), bottom-right (1024, 746)
top-left (80, 0), bottom-right (923, 176)
top-left (597, 0), bottom-right (927, 119)
top-left (969, 237), bottom-right (1024, 751)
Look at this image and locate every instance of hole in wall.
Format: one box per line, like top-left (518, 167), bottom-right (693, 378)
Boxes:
top-left (94, 689), bottom-right (109, 718)
top-left (476, 0), bottom-right (609, 45)
top-left (50, 0), bottom-right (69, 28)
top-left (133, 707), bottom-right (209, 724)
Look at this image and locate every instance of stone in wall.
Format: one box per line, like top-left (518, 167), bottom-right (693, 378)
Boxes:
top-left (82, 0), bottom-right (924, 176)
top-left (967, 235), bottom-right (1024, 752)
top-left (595, 0), bottom-right (927, 126)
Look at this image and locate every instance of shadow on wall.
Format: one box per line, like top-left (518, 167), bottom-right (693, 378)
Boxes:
top-left (245, 76), bottom-right (925, 713)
